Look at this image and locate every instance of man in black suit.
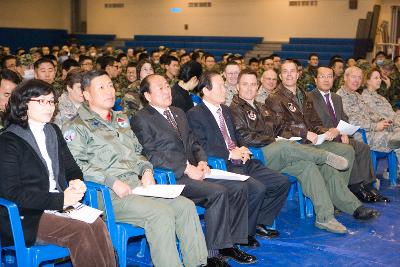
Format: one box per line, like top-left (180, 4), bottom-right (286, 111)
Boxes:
top-left (186, 71), bottom-right (291, 241)
top-left (132, 74), bottom-right (256, 267)
top-left (308, 66), bottom-right (389, 203)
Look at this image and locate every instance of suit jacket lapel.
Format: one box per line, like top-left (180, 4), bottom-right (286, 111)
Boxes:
top-left (313, 90), bottom-right (332, 121)
top-left (221, 106), bottom-right (237, 144)
top-left (146, 105), bottom-right (182, 140)
top-left (199, 103), bottom-right (226, 145)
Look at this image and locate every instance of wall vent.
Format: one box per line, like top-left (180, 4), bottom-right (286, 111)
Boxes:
top-left (104, 3), bottom-right (124, 8)
top-left (188, 2), bottom-right (212, 8)
top-left (289, 1), bottom-right (318, 7)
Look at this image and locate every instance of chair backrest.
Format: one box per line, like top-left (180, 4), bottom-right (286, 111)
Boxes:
top-left (153, 168), bottom-right (177, 184)
top-left (248, 147), bottom-right (266, 165)
top-left (190, 93), bottom-right (202, 106)
top-left (0, 198), bottom-right (29, 262)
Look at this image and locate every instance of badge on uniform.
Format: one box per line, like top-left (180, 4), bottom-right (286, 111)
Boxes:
top-left (63, 129), bottom-right (76, 143)
top-left (117, 117), bottom-right (129, 128)
top-left (247, 110), bottom-right (257, 120)
top-left (288, 102), bottom-right (297, 112)
top-left (92, 120), bottom-right (100, 128)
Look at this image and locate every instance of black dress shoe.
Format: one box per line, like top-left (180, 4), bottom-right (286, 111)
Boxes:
top-left (368, 188), bottom-right (390, 203)
top-left (353, 206), bottom-right (379, 220)
top-left (206, 257), bottom-right (231, 267)
top-left (352, 187), bottom-right (375, 203)
top-left (239, 235), bottom-right (259, 248)
top-left (219, 247), bottom-right (257, 264)
top-left (256, 224), bottom-right (279, 238)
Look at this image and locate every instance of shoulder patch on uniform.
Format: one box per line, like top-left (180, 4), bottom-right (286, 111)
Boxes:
top-left (63, 129), bottom-right (76, 143)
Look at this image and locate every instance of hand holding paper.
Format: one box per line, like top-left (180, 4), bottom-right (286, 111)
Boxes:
top-left (336, 120), bottom-right (360, 136)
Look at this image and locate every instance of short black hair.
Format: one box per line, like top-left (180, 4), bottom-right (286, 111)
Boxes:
top-left (33, 57), bottom-right (55, 69)
top-left (1, 55), bottom-right (17, 69)
top-left (308, 53), bottom-right (319, 60)
top-left (62, 58), bottom-right (79, 71)
top-left (79, 55), bottom-right (93, 64)
top-left (249, 58), bottom-right (259, 65)
top-left (165, 56), bottom-right (179, 66)
top-left (0, 69), bottom-right (22, 85)
top-left (139, 73), bottom-right (156, 96)
top-left (179, 61), bottom-right (202, 83)
top-left (375, 51), bottom-right (387, 58)
top-left (99, 56), bottom-right (116, 70)
top-left (138, 53), bottom-right (150, 62)
top-left (198, 70), bottom-right (220, 93)
top-left (65, 69), bottom-right (83, 89)
top-left (117, 53), bottom-right (127, 61)
top-left (126, 61), bottom-right (137, 69)
top-left (3, 79), bottom-right (54, 128)
top-left (329, 58), bottom-right (345, 68)
top-left (81, 70), bottom-right (108, 90)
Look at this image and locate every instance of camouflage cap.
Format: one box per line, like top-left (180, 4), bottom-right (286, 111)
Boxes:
top-left (381, 59), bottom-right (394, 69)
top-left (355, 59), bottom-right (371, 71)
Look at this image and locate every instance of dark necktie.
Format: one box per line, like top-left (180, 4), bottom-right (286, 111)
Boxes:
top-left (163, 109), bottom-right (179, 134)
top-left (324, 93), bottom-right (338, 126)
top-left (216, 108), bottom-right (236, 150)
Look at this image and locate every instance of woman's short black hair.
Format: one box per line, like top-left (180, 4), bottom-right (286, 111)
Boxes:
top-left (3, 79), bottom-right (54, 129)
top-left (179, 60), bottom-right (202, 83)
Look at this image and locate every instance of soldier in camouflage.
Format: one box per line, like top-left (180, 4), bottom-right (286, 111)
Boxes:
top-left (223, 61), bottom-right (240, 106)
top-left (297, 53), bottom-right (319, 92)
top-left (337, 66), bottom-right (400, 163)
top-left (256, 69), bottom-right (278, 103)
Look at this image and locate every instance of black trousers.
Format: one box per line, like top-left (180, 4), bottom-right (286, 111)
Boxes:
top-left (176, 176), bottom-right (248, 250)
top-left (348, 139), bottom-right (376, 185)
top-left (228, 159), bottom-right (290, 236)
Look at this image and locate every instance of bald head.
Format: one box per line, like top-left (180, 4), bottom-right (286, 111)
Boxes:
top-left (261, 69), bottom-right (278, 92)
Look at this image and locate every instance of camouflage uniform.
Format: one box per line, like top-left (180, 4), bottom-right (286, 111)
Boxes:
top-left (331, 75), bottom-right (344, 93)
top-left (52, 78), bottom-right (64, 100)
top-left (164, 74), bottom-right (179, 88)
top-left (361, 89), bottom-right (400, 127)
top-left (337, 86), bottom-right (400, 162)
top-left (255, 86), bottom-right (272, 104)
top-left (53, 92), bottom-right (80, 128)
top-left (153, 63), bottom-right (164, 75)
top-left (121, 80), bottom-right (142, 118)
top-left (389, 70), bottom-right (400, 110)
top-left (297, 66), bottom-right (317, 92)
top-left (224, 82), bottom-right (238, 106)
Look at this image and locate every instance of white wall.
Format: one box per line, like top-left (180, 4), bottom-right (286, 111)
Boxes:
top-left (86, 0), bottom-right (378, 41)
top-left (0, 0), bottom-right (70, 31)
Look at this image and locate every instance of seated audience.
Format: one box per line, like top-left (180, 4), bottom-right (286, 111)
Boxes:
top-left (54, 69), bottom-right (84, 127)
top-left (0, 79), bottom-right (116, 266)
top-left (0, 69), bottom-right (22, 128)
top-left (308, 67), bottom-right (389, 203)
top-left (63, 70), bottom-right (207, 267)
top-left (187, 71), bottom-right (291, 243)
top-left (337, 66), bottom-right (400, 168)
top-left (171, 60), bottom-right (202, 112)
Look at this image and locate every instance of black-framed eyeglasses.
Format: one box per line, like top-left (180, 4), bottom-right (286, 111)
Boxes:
top-left (30, 99), bottom-right (57, 106)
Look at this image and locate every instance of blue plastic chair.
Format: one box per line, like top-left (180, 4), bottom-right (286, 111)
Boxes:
top-left (248, 147), bottom-right (314, 218)
top-left (84, 181), bottom-right (146, 267)
top-left (0, 198), bottom-right (70, 267)
top-left (356, 128), bottom-right (398, 186)
top-left (153, 168), bottom-right (205, 215)
top-left (113, 97), bottom-right (124, 111)
top-left (190, 93), bottom-right (202, 106)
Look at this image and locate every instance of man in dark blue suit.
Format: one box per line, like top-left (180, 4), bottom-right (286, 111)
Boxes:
top-left (187, 71), bottom-right (291, 240)
top-left (132, 74), bottom-right (257, 267)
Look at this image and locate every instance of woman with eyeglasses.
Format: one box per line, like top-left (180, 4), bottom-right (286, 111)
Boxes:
top-left (361, 68), bottom-right (400, 125)
top-left (0, 79), bottom-right (116, 266)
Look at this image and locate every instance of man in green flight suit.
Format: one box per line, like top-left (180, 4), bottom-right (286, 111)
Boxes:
top-left (63, 70), bottom-right (208, 267)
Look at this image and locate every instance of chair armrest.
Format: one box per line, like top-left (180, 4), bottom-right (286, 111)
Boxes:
top-left (208, 156), bottom-right (228, 171)
top-left (84, 181), bottom-right (118, 246)
top-left (153, 168), bottom-right (177, 184)
top-left (356, 128), bottom-right (368, 144)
